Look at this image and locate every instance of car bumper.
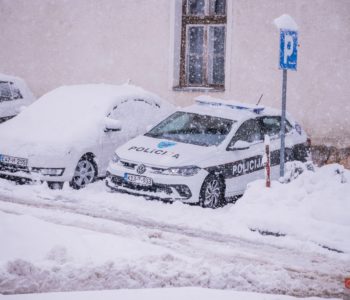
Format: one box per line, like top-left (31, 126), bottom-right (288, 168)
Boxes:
top-left (0, 163), bottom-right (70, 183)
top-left (106, 164), bottom-right (208, 203)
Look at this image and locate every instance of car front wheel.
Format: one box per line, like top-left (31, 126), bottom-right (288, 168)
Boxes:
top-left (199, 174), bottom-right (225, 209)
top-left (70, 157), bottom-right (96, 189)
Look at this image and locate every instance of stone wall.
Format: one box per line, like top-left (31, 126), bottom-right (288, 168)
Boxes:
top-left (312, 145), bottom-right (350, 169)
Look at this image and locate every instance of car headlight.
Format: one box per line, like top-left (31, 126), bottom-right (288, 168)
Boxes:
top-left (31, 168), bottom-right (65, 176)
top-left (161, 165), bottom-right (201, 176)
top-left (111, 153), bottom-right (120, 163)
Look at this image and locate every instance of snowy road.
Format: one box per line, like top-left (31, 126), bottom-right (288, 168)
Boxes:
top-left (0, 176), bottom-right (348, 298)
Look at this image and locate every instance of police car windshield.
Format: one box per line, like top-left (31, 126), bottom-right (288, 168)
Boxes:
top-left (145, 111), bottom-right (234, 146)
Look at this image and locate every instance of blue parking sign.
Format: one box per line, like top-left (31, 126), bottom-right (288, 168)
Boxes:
top-left (279, 30), bottom-right (298, 70)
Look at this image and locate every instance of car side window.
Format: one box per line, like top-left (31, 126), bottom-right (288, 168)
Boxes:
top-left (0, 81), bottom-right (23, 102)
top-left (228, 119), bottom-right (263, 148)
top-left (260, 116), bottom-right (292, 137)
top-left (107, 98), bottom-right (158, 138)
top-left (0, 81), bottom-right (12, 102)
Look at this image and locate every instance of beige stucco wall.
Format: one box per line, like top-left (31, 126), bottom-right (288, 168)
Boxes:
top-left (0, 0), bottom-right (349, 146)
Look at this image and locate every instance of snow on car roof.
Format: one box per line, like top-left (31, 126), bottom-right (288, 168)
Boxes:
top-left (0, 84), bottom-right (164, 153)
top-left (181, 95), bottom-right (282, 122)
top-left (31, 83), bottom-right (163, 116)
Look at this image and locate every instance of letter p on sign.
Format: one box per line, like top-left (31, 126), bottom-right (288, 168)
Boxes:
top-left (279, 30), bottom-right (298, 71)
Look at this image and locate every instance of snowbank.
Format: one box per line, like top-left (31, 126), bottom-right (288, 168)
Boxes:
top-left (231, 163), bottom-right (350, 253)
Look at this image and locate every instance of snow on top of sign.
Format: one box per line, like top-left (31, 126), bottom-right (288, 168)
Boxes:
top-left (274, 14), bottom-right (298, 31)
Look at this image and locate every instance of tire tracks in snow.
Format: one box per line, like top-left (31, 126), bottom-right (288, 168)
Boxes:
top-left (0, 193), bottom-right (347, 265)
top-left (0, 194), bottom-right (348, 298)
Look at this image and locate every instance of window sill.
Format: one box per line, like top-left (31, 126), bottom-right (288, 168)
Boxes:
top-left (173, 86), bottom-right (225, 93)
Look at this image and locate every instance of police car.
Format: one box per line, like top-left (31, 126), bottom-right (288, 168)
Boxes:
top-left (106, 96), bottom-right (310, 208)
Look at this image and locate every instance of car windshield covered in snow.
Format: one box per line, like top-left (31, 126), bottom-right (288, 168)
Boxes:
top-left (145, 111), bottom-right (234, 146)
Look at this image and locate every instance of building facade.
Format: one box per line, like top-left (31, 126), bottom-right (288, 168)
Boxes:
top-left (1, 0), bottom-right (349, 146)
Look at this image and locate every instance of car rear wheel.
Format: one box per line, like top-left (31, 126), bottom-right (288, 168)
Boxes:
top-left (199, 174), bottom-right (225, 209)
top-left (70, 157), bottom-right (96, 189)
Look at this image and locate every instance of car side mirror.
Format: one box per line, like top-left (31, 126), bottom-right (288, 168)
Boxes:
top-left (104, 117), bottom-right (122, 132)
top-left (228, 140), bottom-right (250, 151)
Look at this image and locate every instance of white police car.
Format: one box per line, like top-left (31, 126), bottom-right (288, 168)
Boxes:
top-left (106, 96), bottom-right (310, 208)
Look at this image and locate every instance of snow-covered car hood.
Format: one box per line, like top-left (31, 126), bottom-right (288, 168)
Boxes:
top-left (0, 120), bottom-right (101, 158)
top-left (116, 135), bottom-right (219, 167)
top-left (0, 106), bottom-right (104, 157)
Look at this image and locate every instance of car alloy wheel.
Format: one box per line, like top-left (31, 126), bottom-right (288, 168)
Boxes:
top-left (200, 174), bottom-right (225, 209)
top-left (70, 158), bottom-right (96, 189)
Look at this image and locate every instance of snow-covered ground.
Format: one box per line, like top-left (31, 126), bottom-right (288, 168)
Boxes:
top-left (0, 164), bottom-right (349, 298)
top-left (0, 287), bottom-right (340, 300)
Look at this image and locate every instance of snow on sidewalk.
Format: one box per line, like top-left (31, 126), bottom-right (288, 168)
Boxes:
top-left (0, 287), bottom-right (340, 300)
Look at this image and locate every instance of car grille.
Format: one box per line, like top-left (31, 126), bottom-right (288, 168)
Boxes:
top-left (0, 162), bottom-right (30, 173)
top-left (109, 175), bottom-right (192, 199)
top-left (119, 160), bottom-right (166, 174)
top-left (120, 160), bottom-right (137, 169)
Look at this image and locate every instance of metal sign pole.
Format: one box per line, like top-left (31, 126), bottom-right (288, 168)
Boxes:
top-left (280, 69), bottom-right (287, 177)
top-left (274, 15), bottom-right (298, 178)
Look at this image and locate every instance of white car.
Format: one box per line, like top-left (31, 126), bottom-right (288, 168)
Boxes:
top-left (0, 73), bottom-right (35, 123)
top-left (0, 84), bottom-right (173, 189)
top-left (106, 96), bottom-right (310, 208)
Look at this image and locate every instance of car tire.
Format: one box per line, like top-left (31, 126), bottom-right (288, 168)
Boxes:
top-left (47, 181), bottom-right (64, 190)
top-left (199, 174), bottom-right (226, 209)
top-left (70, 156), bottom-right (97, 190)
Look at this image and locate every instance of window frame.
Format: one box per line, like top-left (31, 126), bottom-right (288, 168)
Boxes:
top-left (178, 0), bottom-right (227, 91)
top-left (258, 116), bottom-right (293, 138)
top-left (226, 118), bottom-right (264, 150)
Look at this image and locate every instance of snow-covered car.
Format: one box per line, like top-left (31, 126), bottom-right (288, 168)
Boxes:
top-left (106, 96), bottom-right (311, 208)
top-left (0, 84), bottom-right (173, 189)
top-left (0, 73), bottom-right (35, 123)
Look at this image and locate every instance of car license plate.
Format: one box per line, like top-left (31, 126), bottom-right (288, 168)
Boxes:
top-left (124, 173), bottom-right (153, 186)
top-left (0, 154), bottom-right (28, 167)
